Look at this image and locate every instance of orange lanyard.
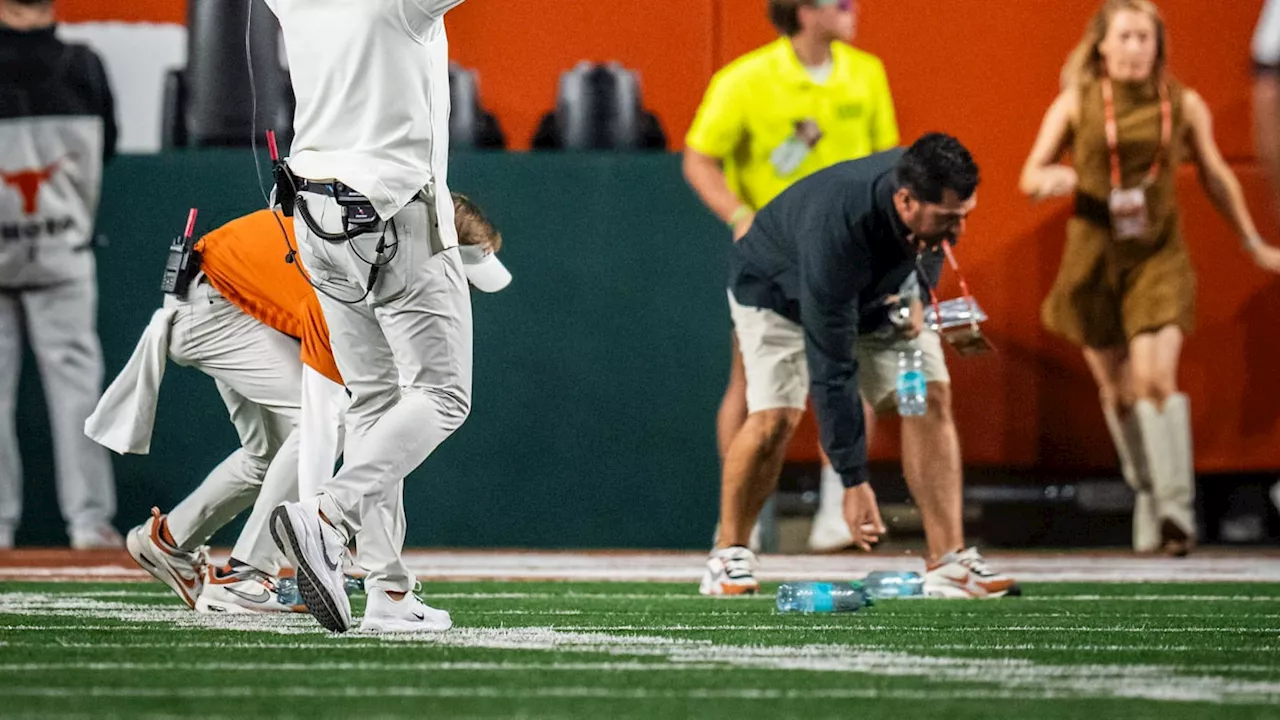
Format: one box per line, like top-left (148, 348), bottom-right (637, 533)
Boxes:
top-left (1101, 77), bottom-right (1172, 190)
top-left (920, 241), bottom-right (976, 330)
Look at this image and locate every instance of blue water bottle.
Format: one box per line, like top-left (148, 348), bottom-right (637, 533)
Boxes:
top-left (861, 571), bottom-right (924, 599)
top-left (776, 582), bottom-right (872, 614)
top-left (896, 349), bottom-right (927, 417)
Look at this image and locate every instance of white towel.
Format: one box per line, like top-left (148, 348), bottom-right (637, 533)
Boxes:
top-left (84, 308), bottom-right (176, 455)
top-left (298, 365), bottom-right (348, 498)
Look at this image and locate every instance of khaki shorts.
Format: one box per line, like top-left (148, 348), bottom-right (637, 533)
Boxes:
top-left (728, 292), bottom-right (950, 415)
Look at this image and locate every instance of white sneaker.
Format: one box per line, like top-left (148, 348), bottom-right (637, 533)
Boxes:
top-left (70, 524), bottom-right (124, 550)
top-left (269, 499), bottom-right (352, 632)
top-left (124, 508), bottom-right (205, 609)
top-left (808, 511), bottom-right (854, 553)
top-left (359, 589), bottom-right (452, 633)
top-left (924, 547), bottom-right (1019, 599)
top-left (195, 563), bottom-right (297, 614)
top-left (698, 546), bottom-right (760, 596)
top-left (809, 465), bottom-right (854, 552)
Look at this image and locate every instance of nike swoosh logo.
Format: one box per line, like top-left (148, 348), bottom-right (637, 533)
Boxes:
top-left (225, 586), bottom-right (272, 604)
top-left (317, 519), bottom-right (340, 572)
top-left (412, 612), bottom-right (425, 621)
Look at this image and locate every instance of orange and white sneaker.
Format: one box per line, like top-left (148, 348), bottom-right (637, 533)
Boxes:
top-left (124, 508), bottom-right (205, 609)
top-left (924, 547), bottom-right (1019, 599)
top-left (195, 562), bottom-right (300, 614)
top-left (698, 546), bottom-right (760, 596)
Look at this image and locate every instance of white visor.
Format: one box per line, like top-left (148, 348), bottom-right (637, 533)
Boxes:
top-left (459, 245), bottom-right (512, 293)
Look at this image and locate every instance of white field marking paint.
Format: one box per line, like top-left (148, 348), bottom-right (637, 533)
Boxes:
top-left (6, 550), bottom-right (1280, 582)
top-left (5, 592), bottom-right (1280, 705)
top-left (0, 686), bottom-right (1123, 701)
top-left (469, 610), bottom-right (586, 616)
top-left (387, 550), bottom-right (1280, 583)
top-left (520, 625), bottom-right (1280, 634)
top-left (3, 660), bottom-right (1279, 675)
top-left (3, 638), bottom-right (1277, 656)
top-left (25, 587), bottom-right (1280, 604)
top-left (1021, 595), bottom-right (1280, 603)
top-left (0, 661), bottom-right (722, 673)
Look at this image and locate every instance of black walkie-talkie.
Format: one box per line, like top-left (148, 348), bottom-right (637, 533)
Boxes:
top-left (268, 130), bottom-right (297, 217)
top-left (161, 208), bottom-right (200, 298)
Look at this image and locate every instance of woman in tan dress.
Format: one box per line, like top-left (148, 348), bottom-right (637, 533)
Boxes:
top-left (1021, 0), bottom-right (1280, 555)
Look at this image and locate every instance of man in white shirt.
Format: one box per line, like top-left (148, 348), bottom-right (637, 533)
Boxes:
top-left (264, 0), bottom-right (470, 634)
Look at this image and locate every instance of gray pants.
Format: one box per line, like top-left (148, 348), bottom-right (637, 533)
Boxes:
top-left (0, 275), bottom-right (116, 539)
top-left (163, 280), bottom-right (303, 573)
top-left (295, 190), bottom-right (472, 593)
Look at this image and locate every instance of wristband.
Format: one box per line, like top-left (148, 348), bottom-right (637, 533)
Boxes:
top-left (728, 205), bottom-right (752, 228)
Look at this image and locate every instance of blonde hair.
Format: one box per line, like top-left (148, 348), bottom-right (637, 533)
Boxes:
top-left (1060, 0), bottom-right (1168, 90)
top-left (451, 193), bottom-right (502, 253)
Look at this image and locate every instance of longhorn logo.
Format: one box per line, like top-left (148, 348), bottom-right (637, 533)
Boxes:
top-left (1, 156), bottom-right (69, 215)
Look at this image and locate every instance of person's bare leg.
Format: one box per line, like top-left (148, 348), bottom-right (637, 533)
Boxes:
top-left (716, 407), bottom-right (802, 548)
top-left (899, 381), bottom-right (963, 564)
top-left (716, 335), bottom-right (749, 462)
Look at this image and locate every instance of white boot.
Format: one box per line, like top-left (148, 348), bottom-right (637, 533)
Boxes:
top-left (1133, 396), bottom-right (1196, 556)
top-left (1103, 407), bottom-right (1158, 553)
top-left (808, 464), bottom-right (854, 552)
top-left (1159, 394), bottom-right (1196, 554)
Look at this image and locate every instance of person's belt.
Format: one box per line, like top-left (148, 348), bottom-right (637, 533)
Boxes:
top-left (295, 178), bottom-right (369, 202)
top-left (1074, 192), bottom-right (1111, 229)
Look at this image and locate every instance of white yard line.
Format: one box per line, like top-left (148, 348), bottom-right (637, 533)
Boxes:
top-left (0, 686), bottom-right (1116, 701)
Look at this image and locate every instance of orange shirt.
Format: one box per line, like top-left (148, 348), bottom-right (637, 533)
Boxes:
top-left (194, 210), bottom-right (342, 385)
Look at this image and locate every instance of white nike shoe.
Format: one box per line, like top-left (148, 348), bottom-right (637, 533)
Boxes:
top-left (195, 563), bottom-right (298, 614)
top-left (699, 546), bottom-right (760, 596)
top-left (269, 499), bottom-right (352, 632)
top-left (359, 589), bottom-right (452, 633)
top-left (924, 547), bottom-right (1020, 599)
top-left (124, 508), bottom-right (205, 609)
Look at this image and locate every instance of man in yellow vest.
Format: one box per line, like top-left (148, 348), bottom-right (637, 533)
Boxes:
top-left (683, 0), bottom-right (898, 556)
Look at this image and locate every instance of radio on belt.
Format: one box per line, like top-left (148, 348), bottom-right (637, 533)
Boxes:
top-left (160, 208), bottom-right (201, 298)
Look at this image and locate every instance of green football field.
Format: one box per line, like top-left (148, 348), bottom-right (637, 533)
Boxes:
top-left (1, 580), bottom-right (1278, 719)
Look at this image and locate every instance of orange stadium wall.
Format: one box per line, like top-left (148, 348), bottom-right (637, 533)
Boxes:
top-left (53, 0), bottom-right (1280, 473)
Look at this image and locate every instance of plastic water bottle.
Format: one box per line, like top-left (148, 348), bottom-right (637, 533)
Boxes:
top-left (276, 576), bottom-right (301, 608)
top-left (896, 349), bottom-right (927, 417)
top-left (275, 575), bottom-right (365, 608)
top-left (775, 582), bottom-right (872, 614)
top-left (862, 571), bottom-right (924, 599)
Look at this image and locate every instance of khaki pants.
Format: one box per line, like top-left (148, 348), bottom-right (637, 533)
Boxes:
top-left (728, 292), bottom-right (950, 415)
